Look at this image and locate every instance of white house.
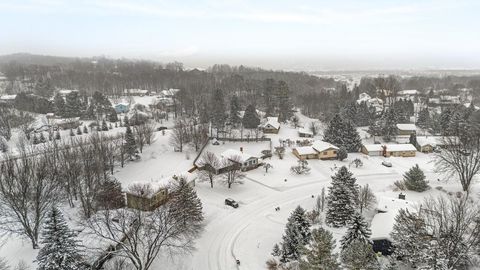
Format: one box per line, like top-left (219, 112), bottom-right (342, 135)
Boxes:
top-left (298, 127), bottom-right (313, 138)
top-left (396, 124), bottom-right (416, 135)
top-left (362, 144), bottom-right (417, 157)
top-left (221, 149), bottom-right (259, 171)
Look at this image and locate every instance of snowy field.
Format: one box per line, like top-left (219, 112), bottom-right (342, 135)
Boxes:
top-left (1, 112), bottom-right (479, 269)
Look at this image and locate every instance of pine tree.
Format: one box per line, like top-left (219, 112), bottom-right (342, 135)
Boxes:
top-left (340, 212), bottom-right (371, 250)
top-left (299, 227), bottom-right (340, 270)
top-left (403, 164), bottom-right (429, 192)
top-left (340, 239), bottom-right (379, 270)
top-left (326, 166), bottom-right (357, 228)
top-left (323, 114), bottom-right (362, 152)
top-left (123, 115), bottom-right (129, 126)
top-left (64, 91), bottom-right (82, 118)
top-left (439, 107), bottom-right (453, 132)
top-left (108, 108), bottom-right (118, 122)
top-left (229, 95), bottom-right (242, 126)
top-left (96, 178), bottom-right (125, 210)
top-left (169, 177), bottom-right (204, 236)
top-left (409, 133), bottom-right (418, 149)
top-left (337, 147), bottom-right (348, 161)
top-left (242, 104), bottom-right (260, 129)
top-left (124, 125), bottom-right (137, 159)
top-left (417, 108), bottom-right (430, 129)
top-left (53, 93), bottom-right (65, 117)
top-left (101, 119), bottom-right (108, 131)
top-left (37, 207), bottom-right (83, 270)
top-left (381, 108), bottom-right (398, 142)
top-left (271, 244), bottom-right (281, 257)
top-left (38, 132), bottom-right (46, 143)
top-left (33, 133), bottom-right (39, 144)
top-left (76, 126), bottom-right (82, 135)
top-left (356, 101), bottom-right (373, 126)
top-left (83, 125), bottom-right (88, 134)
top-left (263, 78), bottom-right (276, 117)
top-left (211, 88), bottom-right (226, 129)
top-left (279, 206), bottom-right (311, 262)
top-left (277, 81), bottom-right (293, 122)
top-left (341, 102), bottom-right (358, 125)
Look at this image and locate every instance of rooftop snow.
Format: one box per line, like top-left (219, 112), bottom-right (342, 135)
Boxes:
top-left (363, 144), bottom-right (417, 152)
top-left (396, 124), bottom-right (416, 131)
top-left (294, 146), bottom-right (317, 155)
top-left (221, 149), bottom-right (257, 163)
top-left (371, 196), bottom-right (416, 241)
top-left (298, 127), bottom-right (313, 135)
top-left (311, 140), bottom-right (339, 152)
top-left (262, 117), bottom-right (280, 129)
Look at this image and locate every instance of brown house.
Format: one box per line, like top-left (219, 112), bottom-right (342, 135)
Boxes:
top-left (261, 117), bottom-right (280, 134)
top-left (292, 141), bottom-right (339, 160)
top-left (396, 124), bottom-right (416, 136)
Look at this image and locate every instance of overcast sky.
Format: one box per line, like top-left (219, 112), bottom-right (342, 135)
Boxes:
top-left (1, 0), bottom-right (480, 70)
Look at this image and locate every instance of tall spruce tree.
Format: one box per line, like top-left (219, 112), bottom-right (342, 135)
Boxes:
top-left (277, 81), bottom-right (293, 122)
top-left (211, 89), bottom-right (226, 129)
top-left (124, 125), bottom-right (137, 159)
top-left (340, 212), bottom-right (371, 250)
top-left (64, 91), bottom-right (82, 118)
top-left (263, 78), bottom-right (276, 117)
top-left (278, 206), bottom-right (311, 262)
top-left (416, 108), bottom-right (430, 129)
top-left (340, 239), bottom-right (380, 270)
top-left (229, 95), bottom-right (242, 126)
top-left (323, 114), bottom-right (362, 152)
top-left (326, 166), bottom-right (357, 228)
top-left (299, 227), bottom-right (340, 270)
top-left (381, 108), bottom-right (398, 142)
top-left (403, 164), bottom-right (429, 192)
top-left (36, 207), bottom-right (83, 270)
top-left (53, 93), bottom-right (65, 117)
top-left (242, 104), bottom-right (260, 129)
top-left (169, 177), bottom-right (204, 236)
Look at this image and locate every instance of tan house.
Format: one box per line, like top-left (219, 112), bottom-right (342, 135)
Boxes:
top-left (298, 127), bottom-right (313, 138)
top-left (292, 146), bottom-right (319, 160)
top-left (293, 141), bottom-right (339, 160)
top-left (362, 144), bottom-right (417, 157)
top-left (221, 149), bottom-right (260, 171)
top-left (261, 117), bottom-right (280, 134)
top-left (125, 184), bottom-right (168, 211)
top-left (396, 124), bottom-right (416, 136)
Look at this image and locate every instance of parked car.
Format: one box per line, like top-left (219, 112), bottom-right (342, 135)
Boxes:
top-left (381, 161), bottom-right (392, 167)
top-left (225, 198), bottom-right (239, 208)
top-left (157, 126), bottom-right (168, 131)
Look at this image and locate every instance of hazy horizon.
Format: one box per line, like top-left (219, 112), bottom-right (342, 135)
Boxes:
top-left (2, 0), bottom-right (480, 70)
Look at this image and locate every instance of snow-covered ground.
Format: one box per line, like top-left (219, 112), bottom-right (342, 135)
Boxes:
top-left (1, 111), bottom-right (479, 269)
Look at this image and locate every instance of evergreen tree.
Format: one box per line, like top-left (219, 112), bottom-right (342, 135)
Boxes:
top-left (416, 108), bottom-right (430, 129)
top-left (439, 107), bottom-right (453, 132)
top-left (76, 126), bottom-right (82, 135)
top-left (37, 207), bottom-right (83, 270)
top-left (124, 125), bottom-right (137, 159)
top-left (33, 133), bottom-right (39, 144)
top-left (323, 114), bottom-right (362, 152)
top-left (199, 103), bottom-right (209, 124)
top-left (83, 125), bottom-right (88, 134)
top-left (39, 132), bottom-right (46, 143)
top-left (64, 91), bottom-right (82, 118)
top-left (101, 119), bottom-right (108, 131)
top-left (356, 101), bottom-right (374, 126)
top-left (170, 177), bottom-right (204, 236)
top-left (108, 108), bottom-right (118, 122)
top-left (341, 102), bottom-right (358, 124)
top-left (409, 133), bottom-right (418, 149)
top-left (55, 131), bottom-right (61, 140)
top-left (279, 206), bottom-right (311, 262)
top-left (326, 166), bottom-right (357, 228)
top-left (53, 93), bottom-right (65, 117)
top-left (299, 227), bottom-right (340, 270)
top-left (381, 108), bottom-right (398, 142)
top-left (340, 239), bottom-right (379, 270)
top-left (242, 104), bottom-right (260, 129)
top-left (277, 81), bottom-right (293, 122)
top-left (96, 178), bottom-right (125, 210)
top-left (263, 78), bottom-right (276, 117)
top-left (35, 77), bottom-right (54, 98)
top-left (211, 88), bottom-right (227, 129)
top-left (337, 147), bottom-right (348, 161)
top-left (340, 212), bottom-right (371, 250)
top-left (123, 115), bottom-right (129, 126)
top-left (69, 129), bottom-right (75, 136)
top-left (229, 95), bottom-right (242, 126)
top-left (271, 244), bottom-right (281, 257)
top-left (403, 164), bottom-right (429, 192)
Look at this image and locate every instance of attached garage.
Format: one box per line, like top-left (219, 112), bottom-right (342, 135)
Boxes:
top-left (292, 146), bottom-right (318, 160)
top-left (361, 144), bottom-right (383, 156)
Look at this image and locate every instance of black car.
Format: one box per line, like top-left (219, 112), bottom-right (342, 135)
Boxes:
top-left (225, 198), bottom-right (239, 208)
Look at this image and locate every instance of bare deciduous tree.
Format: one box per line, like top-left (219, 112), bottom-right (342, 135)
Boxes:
top-left (357, 184), bottom-right (376, 213)
top-left (197, 151), bottom-right (220, 188)
top-left (435, 136), bottom-right (480, 191)
top-left (222, 155), bottom-right (245, 188)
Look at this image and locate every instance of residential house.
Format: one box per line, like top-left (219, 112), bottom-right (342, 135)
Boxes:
top-left (298, 127), bottom-right (313, 138)
top-left (124, 89), bottom-right (149, 96)
top-left (396, 124), bottom-right (416, 136)
top-left (114, 102), bottom-right (130, 114)
top-left (261, 117), bottom-right (280, 134)
top-left (0, 94), bottom-right (16, 105)
top-left (371, 196), bottom-right (415, 255)
top-left (125, 181), bottom-right (169, 211)
top-left (356, 92), bottom-right (384, 114)
top-left (362, 144), bottom-right (417, 157)
top-left (221, 149), bottom-right (260, 171)
top-left (292, 146), bottom-right (319, 160)
top-left (293, 141), bottom-right (339, 160)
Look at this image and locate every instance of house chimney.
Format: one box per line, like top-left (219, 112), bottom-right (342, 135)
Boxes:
top-left (240, 147), bottom-right (243, 153)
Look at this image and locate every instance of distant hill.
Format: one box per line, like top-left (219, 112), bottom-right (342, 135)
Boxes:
top-left (0, 53), bottom-right (82, 66)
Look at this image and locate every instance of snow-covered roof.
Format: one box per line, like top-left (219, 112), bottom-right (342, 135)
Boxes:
top-left (398, 90), bottom-right (420, 96)
top-left (124, 89), bottom-right (149, 94)
top-left (298, 127), bottom-right (313, 135)
top-left (371, 197), bottom-right (416, 241)
top-left (262, 117), bottom-right (280, 129)
top-left (221, 149), bottom-right (257, 163)
top-left (311, 141), bottom-right (339, 152)
top-left (160, 89), bottom-right (180, 96)
top-left (464, 103), bottom-right (479, 110)
top-left (114, 102), bottom-right (130, 107)
top-left (416, 136), bottom-right (439, 147)
top-left (396, 124), bottom-right (416, 131)
top-left (0, 94), bottom-right (16, 100)
top-left (58, 89), bottom-right (77, 95)
top-left (294, 146), bottom-right (317, 155)
top-left (362, 144), bottom-right (384, 152)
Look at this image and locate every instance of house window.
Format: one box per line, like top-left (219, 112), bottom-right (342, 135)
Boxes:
top-left (332, 151), bottom-right (337, 154)
top-left (243, 162), bottom-right (247, 166)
